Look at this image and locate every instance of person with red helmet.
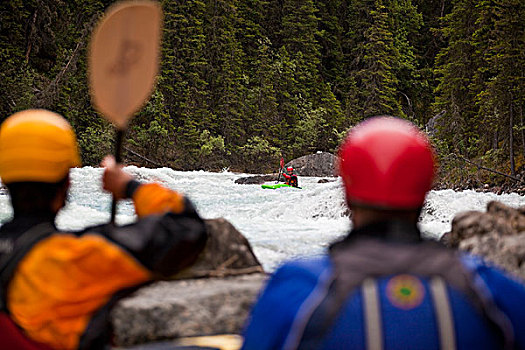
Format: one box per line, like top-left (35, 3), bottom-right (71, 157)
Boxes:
top-left (282, 166), bottom-right (299, 188)
top-left (242, 116), bottom-right (525, 349)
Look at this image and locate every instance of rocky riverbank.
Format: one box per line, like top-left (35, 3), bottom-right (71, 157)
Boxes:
top-left (110, 199), bottom-right (525, 349)
top-left (110, 200), bottom-right (525, 349)
top-left (441, 201), bottom-right (525, 280)
top-left (432, 180), bottom-right (525, 196)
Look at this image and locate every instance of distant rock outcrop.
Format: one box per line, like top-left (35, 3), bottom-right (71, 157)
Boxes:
top-left (234, 152), bottom-right (337, 184)
top-left (111, 218), bottom-right (266, 347)
top-left (287, 152), bottom-right (336, 177)
top-left (441, 201), bottom-right (525, 280)
top-left (234, 174), bottom-right (276, 185)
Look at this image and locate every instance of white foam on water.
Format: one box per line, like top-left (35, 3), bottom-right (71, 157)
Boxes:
top-left (419, 189), bottom-right (525, 239)
top-left (1, 167), bottom-right (524, 271)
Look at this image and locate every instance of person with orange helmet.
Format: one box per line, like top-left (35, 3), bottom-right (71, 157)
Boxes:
top-left (282, 166), bottom-right (299, 188)
top-left (0, 109), bottom-right (207, 349)
top-left (242, 116), bottom-right (525, 349)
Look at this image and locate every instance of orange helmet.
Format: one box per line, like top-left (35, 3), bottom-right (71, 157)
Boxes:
top-left (338, 116), bottom-right (435, 209)
top-left (0, 109), bottom-right (81, 184)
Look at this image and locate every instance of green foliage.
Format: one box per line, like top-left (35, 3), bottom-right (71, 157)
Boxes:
top-left (194, 129), bottom-right (230, 170)
top-left (433, 0), bottom-right (525, 180)
top-left (128, 89), bottom-right (173, 164)
top-left (239, 136), bottom-right (281, 173)
top-left (77, 122), bottom-right (114, 165)
top-left (198, 130), bottom-right (226, 157)
top-left (0, 0), bottom-right (523, 182)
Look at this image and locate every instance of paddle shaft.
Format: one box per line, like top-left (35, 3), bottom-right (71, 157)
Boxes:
top-left (110, 129), bottom-right (125, 224)
top-left (276, 156), bottom-right (284, 183)
top-left (88, 1), bottom-right (162, 225)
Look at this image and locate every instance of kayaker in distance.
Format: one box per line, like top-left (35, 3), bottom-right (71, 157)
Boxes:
top-left (282, 167), bottom-right (299, 187)
top-left (242, 116), bottom-right (525, 349)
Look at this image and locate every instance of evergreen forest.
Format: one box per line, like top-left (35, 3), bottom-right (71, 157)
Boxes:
top-left (1, 0), bottom-right (524, 188)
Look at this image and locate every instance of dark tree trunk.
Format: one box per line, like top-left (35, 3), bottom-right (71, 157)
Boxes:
top-left (493, 124), bottom-right (499, 151)
top-left (520, 106), bottom-right (525, 157)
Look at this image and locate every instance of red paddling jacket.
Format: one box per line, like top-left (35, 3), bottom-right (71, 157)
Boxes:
top-left (282, 173), bottom-right (298, 187)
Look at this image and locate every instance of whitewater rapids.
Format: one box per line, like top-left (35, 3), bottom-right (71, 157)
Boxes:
top-left (1, 166), bottom-right (523, 271)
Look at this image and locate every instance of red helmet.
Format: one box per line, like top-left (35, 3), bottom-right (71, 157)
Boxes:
top-left (287, 167), bottom-right (294, 172)
top-left (338, 117), bottom-right (435, 209)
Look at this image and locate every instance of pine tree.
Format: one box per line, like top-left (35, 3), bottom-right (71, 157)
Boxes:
top-left (433, 0), bottom-right (480, 156)
top-left (236, 0), bottom-right (279, 144)
top-left (277, 0), bottom-right (342, 156)
top-left (159, 0), bottom-right (210, 168)
top-left (316, 0), bottom-right (346, 101)
top-left (203, 0), bottom-right (248, 150)
top-left (346, 0), bottom-right (402, 120)
top-left (475, 0), bottom-right (525, 175)
top-left (385, 0), bottom-right (425, 122)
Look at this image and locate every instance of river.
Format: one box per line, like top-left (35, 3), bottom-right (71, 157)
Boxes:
top-left (1, 166), bottom-right (524, 271)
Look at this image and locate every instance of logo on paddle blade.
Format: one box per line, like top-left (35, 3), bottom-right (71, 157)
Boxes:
top-left (109, 40), bottom-right (142, 76)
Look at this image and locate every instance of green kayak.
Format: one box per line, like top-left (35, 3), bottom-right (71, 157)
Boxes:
top-left (261, 183), bottom-right (301, 189)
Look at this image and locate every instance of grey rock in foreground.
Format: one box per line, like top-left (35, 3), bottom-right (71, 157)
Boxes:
top-left (441, 201), bottom-right (525, 280)
top-left (287, 152), bottom-right (336, 177)
top-left (111, 217), bottom-right (266, 347)
top-left (111, 274), bottom-right (267, 347)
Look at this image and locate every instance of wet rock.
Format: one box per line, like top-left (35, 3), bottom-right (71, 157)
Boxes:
top-left (459, 233), bottom-right (525, 279)
top-left (318, 179), bottom-right (333, 183)
top-left (234, 152), bottom-right (336, 182)
top-left (110, 218), bottom-right (266, 347)
top-left (287, 152), bottom-right (336, 177)
top-left (234, 174), bottom-right (276, 185)
top-left (174, 218), bottom-right (264, 279)
top-left (441, 201), bottom-right (525, 280)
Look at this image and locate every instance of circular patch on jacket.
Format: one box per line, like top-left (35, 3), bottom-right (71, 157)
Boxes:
top-left (386, 274), bottom-right (425, 310)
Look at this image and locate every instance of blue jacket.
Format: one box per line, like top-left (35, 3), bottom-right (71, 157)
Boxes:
top-left (242, 223), bottom-right (525, 350)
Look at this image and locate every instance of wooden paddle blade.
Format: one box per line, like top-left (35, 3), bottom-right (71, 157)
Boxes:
top-left (89, 1), bottom-right (162, 129)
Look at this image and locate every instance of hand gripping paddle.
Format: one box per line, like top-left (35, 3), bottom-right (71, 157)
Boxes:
top-left (88, 0), bottom-right (163, 223)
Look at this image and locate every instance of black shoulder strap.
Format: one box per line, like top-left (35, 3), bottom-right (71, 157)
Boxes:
top-left (0, 222), bottom-right (56, 312)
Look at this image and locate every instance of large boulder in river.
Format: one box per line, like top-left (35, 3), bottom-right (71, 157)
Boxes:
top-left (174, 218), bottom-right (264, 278)
top-left (441, 201), bottom-right (525, 280)
top-left (287, 152), bottom-right (336, 177)
top-left (110, 218), bottom-right (266, 347)
top-left (234, 174), bottom-right (276, 185)
top-left (234, 152), bottom-right (336, 184)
